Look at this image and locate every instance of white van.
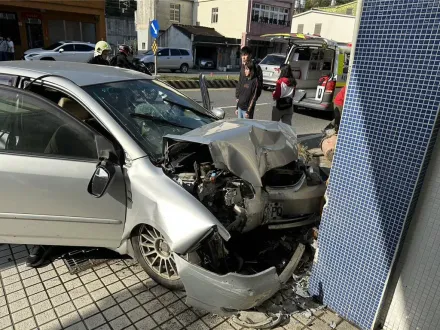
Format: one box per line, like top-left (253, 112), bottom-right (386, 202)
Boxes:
top-left (262, 34), bottom-right (352, 112)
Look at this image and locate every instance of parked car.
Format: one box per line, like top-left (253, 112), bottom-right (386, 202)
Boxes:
top-left (138, 47), bottom-right (193, 73)
top-left (23, 41), bottom-right (96, 63)
top-left (0, 61), bottom-right (326, 314)
top-left (260, 53), bottom-right (287, 89)
top-left (198, 58), bottom-right (215, 69)
top-left (262, 34), bottom-right (352, 112)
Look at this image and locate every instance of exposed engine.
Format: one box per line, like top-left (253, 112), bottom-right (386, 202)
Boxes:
top-left (163, 142), bottom-right (255, 232)
top-left (163, 139), bottom-right (324, 276)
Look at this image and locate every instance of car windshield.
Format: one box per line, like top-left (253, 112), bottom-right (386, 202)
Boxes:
top-left (84, 79), bottom-right (216, 161)
top-left (143, 50), bottom-right (153, 56)
top-left (260, 55), bottom-right (286, 66)
top-left (43, 42), bottom-right (63, 50)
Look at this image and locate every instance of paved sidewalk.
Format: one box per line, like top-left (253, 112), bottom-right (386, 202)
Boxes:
top-left (0, 244), bottom-right (359, 330)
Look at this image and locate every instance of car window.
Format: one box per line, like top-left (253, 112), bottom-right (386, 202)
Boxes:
top-left (43, 42), bottom-right (63, 50)
top-left (170, 49), bottom-right (181, 56)
top-left (84, 79), bottom-right (216, 160)
top-left (0, 87), bottom-right (97, 160)
top-left (180, 49), bottom-right (190, 56)
top-left (157, 49), bottom-right (169, 57)
top-left (260, 55), bottom-right (286, 66)
top-left (75, 44), bottom-right (94, 52)
top-left (60, 44), bottom-right (75, 52)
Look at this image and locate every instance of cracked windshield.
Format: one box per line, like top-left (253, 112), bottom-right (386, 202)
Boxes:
top-left (84, 79), bottom-right (215, 159)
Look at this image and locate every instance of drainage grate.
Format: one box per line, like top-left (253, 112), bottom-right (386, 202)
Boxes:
top-left (62, 248), bottom-right (108, 274)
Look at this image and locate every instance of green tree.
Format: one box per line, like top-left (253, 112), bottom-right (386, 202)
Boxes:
top-left (305, 0), bottom-right (354, 10)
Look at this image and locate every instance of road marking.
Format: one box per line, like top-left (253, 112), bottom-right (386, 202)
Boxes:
top-left (220, 103), bottom-right (272, 109)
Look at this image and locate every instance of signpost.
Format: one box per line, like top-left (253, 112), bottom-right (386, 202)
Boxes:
top-left (150, 19), bottom-right (159, 76)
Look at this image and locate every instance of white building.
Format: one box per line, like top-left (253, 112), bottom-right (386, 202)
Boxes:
top-left (135, 0), bottom-right (194, 52)
top-left (291, 9), bottom-right (355, 43)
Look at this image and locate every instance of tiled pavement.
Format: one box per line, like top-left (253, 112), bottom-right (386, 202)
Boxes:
top-left (0, 244), bottom-right (359, 330)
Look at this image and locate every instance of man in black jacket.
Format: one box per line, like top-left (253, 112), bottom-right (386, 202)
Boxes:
top-left (111, 44), bottom-right (137, 70)
top-left (235, 46), bottom-right (263, 116)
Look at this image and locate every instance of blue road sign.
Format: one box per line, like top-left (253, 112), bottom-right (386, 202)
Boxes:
top-left (150, 20), bottom-right (159, 39)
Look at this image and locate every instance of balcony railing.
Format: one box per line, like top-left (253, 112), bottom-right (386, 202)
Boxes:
top-left (251, 15), bottom-right (290, 27)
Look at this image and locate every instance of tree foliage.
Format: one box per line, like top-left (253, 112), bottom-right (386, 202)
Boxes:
top-left (305, 0), bottom-right (354, 10)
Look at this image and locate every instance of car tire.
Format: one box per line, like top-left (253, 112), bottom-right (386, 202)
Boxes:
top-left (180, 64), bottom-right (189, 73)
top-left (147, 63), bottom-right (155, 73)
top-left (40, 57), bottom-right (55, 61)
top-left (131, 224), bottom-right (184, 290)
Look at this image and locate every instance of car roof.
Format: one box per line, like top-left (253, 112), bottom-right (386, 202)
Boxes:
top-left (60, 41), bottom-right (95, 44)
top-left (0, 61), bottom-right (152, 86)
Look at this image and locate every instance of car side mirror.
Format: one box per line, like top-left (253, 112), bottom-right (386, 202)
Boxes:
top-left (87, 160), bottom-right (116, 198)
top-left (59, 49), bottom-right (64, 53)
top-left (88, 135), bottom-right (118, 198)
top-left (212, 107), bottom-right (225, 119)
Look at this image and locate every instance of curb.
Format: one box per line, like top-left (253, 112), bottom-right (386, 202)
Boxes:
top-left (165, 80), bottom-right (238, 89)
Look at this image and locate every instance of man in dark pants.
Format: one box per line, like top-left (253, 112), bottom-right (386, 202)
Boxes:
top-left (235, 46), bottom-right (263, 119)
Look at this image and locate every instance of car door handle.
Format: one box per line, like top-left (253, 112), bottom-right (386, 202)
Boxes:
top-left (167, 57), bottom-right (170, 59)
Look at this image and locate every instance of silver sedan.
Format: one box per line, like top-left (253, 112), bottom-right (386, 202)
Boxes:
top-left (0, 61), bottom-right (326, 315)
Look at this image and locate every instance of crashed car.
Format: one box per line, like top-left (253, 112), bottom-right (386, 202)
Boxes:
top-left (0, 61), bottom-right (326, 314)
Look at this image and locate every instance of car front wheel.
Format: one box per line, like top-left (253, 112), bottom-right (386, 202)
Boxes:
top-left (131, 224), bottom-right (183, 290)
top-left (180, 64), bottom-right (189, 73)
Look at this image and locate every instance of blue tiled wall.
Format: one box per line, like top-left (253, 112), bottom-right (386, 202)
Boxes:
top-left (309, 1), bottom-right (440, 329)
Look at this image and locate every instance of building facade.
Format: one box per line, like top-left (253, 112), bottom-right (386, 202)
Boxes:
top-left (0, 0), bottom-right (106, 58)
top-left (291, 10), bottom-right (355, 43)
top-left (135, 0), bottom-right (193, 52)
top-left (194, 0), bottom-right (295, 60)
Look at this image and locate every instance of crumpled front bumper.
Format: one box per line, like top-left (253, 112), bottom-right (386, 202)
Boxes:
top-left (174, 243), bottom-right (305, 315)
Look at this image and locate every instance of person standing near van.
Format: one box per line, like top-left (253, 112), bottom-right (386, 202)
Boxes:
top-left (333, 85), bottom-right (346, 132)
top-left (6, 38), bottom-right (14, 61)
top-left (235, 60), bottom-right (259, 119)
top-left (272, 64), bottom-right (297, 125)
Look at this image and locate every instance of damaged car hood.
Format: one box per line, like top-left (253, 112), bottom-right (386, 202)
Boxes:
top-left (164, 119), bottom-right (298, 187)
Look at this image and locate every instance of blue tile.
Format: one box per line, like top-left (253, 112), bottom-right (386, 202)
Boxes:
top-left (309, 1), bottom-right (440, 329)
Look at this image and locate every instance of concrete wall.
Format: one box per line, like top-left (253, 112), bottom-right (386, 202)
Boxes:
top-left (380, 134), bottom-right (440, 330)
top-left (291, 11), bottom-right (355, 43)
top-left (156, 0), bottom-right (193, 31)
top-left (194, 0), bottom-right (248, 39)
top-left (106, 17), bottom-right (136, 46)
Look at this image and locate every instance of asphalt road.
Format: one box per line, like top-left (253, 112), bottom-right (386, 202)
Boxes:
top-left (182, 88), bottom-right (333, 137)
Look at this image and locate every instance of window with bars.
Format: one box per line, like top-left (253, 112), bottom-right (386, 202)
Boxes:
top-left (297, 24), bottom-right (304, 33)
top-left (170, 4), bottom-right (180, 22)
top-left (251, 3), bottom-right (290, 26)
top-left (314, 23), bottom-right (322, 35)
top-left (211, 8), bottom-right (218, 23)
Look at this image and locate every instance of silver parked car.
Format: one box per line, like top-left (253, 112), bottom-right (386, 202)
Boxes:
top-left (138, 48), bottom-right (193, 73)
top-left (0, 61), bottom-right (325, 314)
top-left (260, 53), bottom-right (286, 89)
top-left (23, 41), bottom-right (96, 63)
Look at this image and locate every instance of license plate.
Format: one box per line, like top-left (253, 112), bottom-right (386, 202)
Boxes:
top-left (265, 202), bottom-right (283, 220)
top-left (263, 71), bottom-right (272, 77)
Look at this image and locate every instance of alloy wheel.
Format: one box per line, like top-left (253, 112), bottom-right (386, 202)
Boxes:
top-left (138, 225), bottom-right (179, 280)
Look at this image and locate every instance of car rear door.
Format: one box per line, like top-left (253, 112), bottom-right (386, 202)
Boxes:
top-left (0, 86), bottom-right (126, 248)
top-left (75, 44), bottom-right (95, 63)
top-left (170, 49), bottom-right (182, 69)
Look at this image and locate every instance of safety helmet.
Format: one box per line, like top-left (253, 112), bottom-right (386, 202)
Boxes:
top-left (118, 44), bottom-right (133, 56)
top-left (95, 41), bottom-right (111, 56)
